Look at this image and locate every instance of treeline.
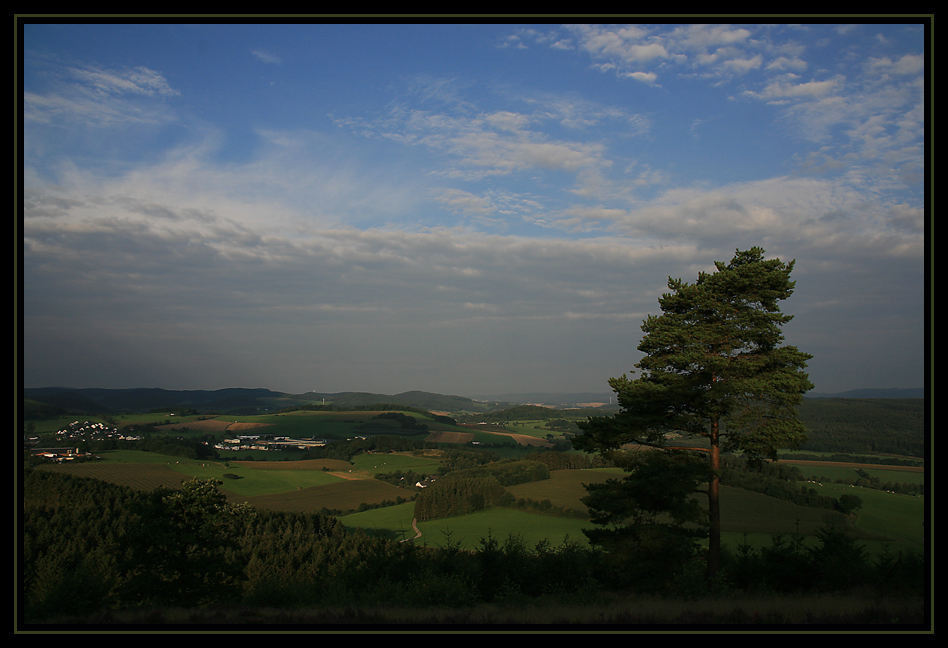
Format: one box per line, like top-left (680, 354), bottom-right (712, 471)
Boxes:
top-left (20, 470), bottom-right (925, 624)
top-left (523, 449), bottom-right (601, 470)
top-left (806, 467), bottom-right (923, 497)
top-left (783, 452), bottom-right (923, 468)
top-left (458, 405), bottom-right (566, 423)
top-left (275, 401), bottom-right (448, 420)
top-left (718, 457), bottom-right (865, 513)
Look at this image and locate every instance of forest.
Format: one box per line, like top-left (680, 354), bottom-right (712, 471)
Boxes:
top-left (795, 399), bottom-right (924, 456)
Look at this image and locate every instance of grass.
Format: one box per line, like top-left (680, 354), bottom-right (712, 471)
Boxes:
top-left (341, 503), bottom-right (595, 550)
top-left (506, 467), bottom-right (621, 512)
top-left (415, 507), bottom-right (593, 550)
top-left (338, 501), bottom-right (420, 540)
top-left (809, 483), bottom-right (925, 547)
top-left (349, 452), bottom-right (442, 476)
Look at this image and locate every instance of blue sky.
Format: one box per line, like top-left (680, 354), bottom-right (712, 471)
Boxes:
top-left (20, 20), bottom-right (928, 397)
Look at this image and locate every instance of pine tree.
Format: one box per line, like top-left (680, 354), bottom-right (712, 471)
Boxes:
top-left (573, 247), bottom-right (813, 582)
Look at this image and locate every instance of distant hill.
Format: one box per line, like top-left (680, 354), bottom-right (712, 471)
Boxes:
top-left (805, 387), bottom-right (925, 399)
top-left (306, 390), bottom-right (504, 413)
top-left (21, 387), bottom-right (509, 416)
top-left (473, 392), bottom-right (616, 407)
top-left (22, 385), bottom-right (925, 418)
top-left (22, 387), bottom-right (291, 416)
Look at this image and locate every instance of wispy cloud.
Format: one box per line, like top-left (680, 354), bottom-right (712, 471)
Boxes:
top-left (251, 48), bottom-right (282, 64)
top-left (24, 59), bottom-right (178, 127)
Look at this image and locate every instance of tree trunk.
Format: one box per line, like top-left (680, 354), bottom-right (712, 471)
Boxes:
top-left (707, 417), bottom-right (721, 582)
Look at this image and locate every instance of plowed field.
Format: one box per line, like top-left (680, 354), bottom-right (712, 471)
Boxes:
top-left (425, 431), bottom-right (473, 444)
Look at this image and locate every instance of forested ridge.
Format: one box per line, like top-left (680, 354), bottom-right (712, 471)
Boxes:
top-left (796, 398), bottom-right (924, 457)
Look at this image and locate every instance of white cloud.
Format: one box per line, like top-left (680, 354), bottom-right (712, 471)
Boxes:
top-left (23, 58), bottom-right (180, 154)
top-left (623, 71), bottom-right (658, 84)
top-left (865, 53), bottom-right (924, 76)
top-left (251, 48), bottom-right (282, 64)
top-left (751, 76), bottom-right (842, 101)
top-left (569, 24), bottom-right (669, 63)
top-left (66, 64), bottom-right (179, 97)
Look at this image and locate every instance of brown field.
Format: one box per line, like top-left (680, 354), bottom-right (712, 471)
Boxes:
top-left (230, 459), bottom-right (352, 471)
top-left (425, 430), bottom-right (474, 444)
top-left (457, 424), bottom-right (554, 447)
top-left (35, 462), bottom-right (195, 492)
top-left (156, 419), bottom-right (273, 432)
top-left (507, 468), bottom-right (617, 511)
top-left (244, 479), bottom-right (410, 514)
top-left (481, 430), bottom-right (553, 447)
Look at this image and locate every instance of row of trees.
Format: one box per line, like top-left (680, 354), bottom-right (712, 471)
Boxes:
top-left (717, 457), bottom-right (863, 513)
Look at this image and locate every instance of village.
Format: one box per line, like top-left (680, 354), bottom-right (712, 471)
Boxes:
top-left (213, 434), bottom-right (330, 453)
top-left (26, 420), bottom-right (143, 462)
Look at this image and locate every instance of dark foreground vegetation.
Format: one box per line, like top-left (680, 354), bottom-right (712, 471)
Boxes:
top-left (20, 469), bottom-right (927, 629)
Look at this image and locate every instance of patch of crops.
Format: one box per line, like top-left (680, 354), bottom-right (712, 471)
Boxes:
top-left (34, 462), bottom-right (192, 492)
top-left (247, 479), bottom-right (412, 514)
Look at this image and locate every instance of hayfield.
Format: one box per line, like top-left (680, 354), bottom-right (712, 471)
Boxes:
top-left (155, 418), bottom-right (273, 433)
top-left (457, 424), bottom-right (553, 447)
top-left (34, 462), bottom-right (197, 492)
top-left (34, 450), bottom-right (431, 514)
top-left (425, 430), bottom-right (473, 444)
top-left (349, 452), bottom-right (442, 476)
top-left (506, 468), bottom-right (621, 512)
top-left (245, 479), bottom-right (411, 514)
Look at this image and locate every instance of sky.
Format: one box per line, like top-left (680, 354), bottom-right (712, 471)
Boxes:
top-left (20, 20), bottom-right (928, 398)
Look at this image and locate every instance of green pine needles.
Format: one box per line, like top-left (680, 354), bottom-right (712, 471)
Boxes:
top-left (573, 247), bottom-right (814, 582)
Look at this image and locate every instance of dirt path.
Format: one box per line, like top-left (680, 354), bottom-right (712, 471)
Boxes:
top-left (400, 518), bottom-right (421, 543)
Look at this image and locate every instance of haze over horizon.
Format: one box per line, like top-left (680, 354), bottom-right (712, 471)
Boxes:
top-left (21, 21), bottom-right (928, 398)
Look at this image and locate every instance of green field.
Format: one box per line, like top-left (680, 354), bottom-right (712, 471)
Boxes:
top-left (340, 503), bottom-right (595, 550)
top-left (37, 450), bottom-right (348, 497)
top-left (338, 469), bottom-right (925, 556)
top-left (39, 447), bottom-right (924, 558)
top-left (349, 452), bottom-right (442, 476)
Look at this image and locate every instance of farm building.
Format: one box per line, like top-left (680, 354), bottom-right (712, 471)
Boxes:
top-left (30, 447), bottom-right (85, 462)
